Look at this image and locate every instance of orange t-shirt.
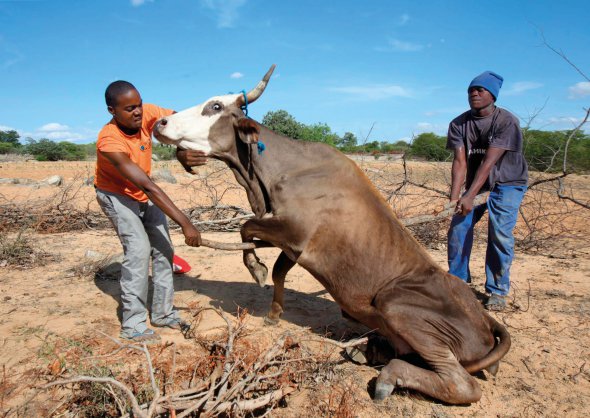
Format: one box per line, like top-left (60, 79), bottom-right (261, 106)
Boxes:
top-left (94, 103), bottom-right (174, 202)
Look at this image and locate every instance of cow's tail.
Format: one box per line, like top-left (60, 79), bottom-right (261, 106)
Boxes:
top-left (463, 314), bottom-right (511, 375)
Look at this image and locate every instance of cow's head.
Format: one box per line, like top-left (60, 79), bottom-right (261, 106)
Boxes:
top-left (153, 65), bottom-right (275, 156)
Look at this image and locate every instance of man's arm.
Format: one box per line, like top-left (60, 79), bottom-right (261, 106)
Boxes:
top-left (456, 147), bottom-right (506, 216)
top-left (450, 147), bottom-right (467, 202)
top-left (100, 151), bottom-right (202, 246)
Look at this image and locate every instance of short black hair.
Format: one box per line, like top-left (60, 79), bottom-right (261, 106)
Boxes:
top-left (105, 80), bottom-right (137, 107)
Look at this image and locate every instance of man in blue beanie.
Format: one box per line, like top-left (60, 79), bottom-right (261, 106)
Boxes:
top-left (446, 71), bottom-right (528, 311)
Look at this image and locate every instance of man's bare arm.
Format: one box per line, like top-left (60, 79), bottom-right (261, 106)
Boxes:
top-left (450, 147), bottom-right (467, 202)
top-left (100, 151), bottom-right (201, 246)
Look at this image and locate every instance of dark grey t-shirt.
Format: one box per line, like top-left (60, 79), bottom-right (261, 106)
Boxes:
top-left (446, 107), bottom-right (528, 192)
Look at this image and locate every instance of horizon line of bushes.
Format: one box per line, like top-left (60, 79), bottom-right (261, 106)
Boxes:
top-left (1, 109), bottom-right (588, 173)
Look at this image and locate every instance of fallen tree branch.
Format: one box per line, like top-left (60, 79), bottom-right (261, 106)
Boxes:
top-left (214, 386), bottom-right (296, 415)
top-left (401, 193), bottom-right (487, 227)
top-left (43, 377), bottom-right (146, 418)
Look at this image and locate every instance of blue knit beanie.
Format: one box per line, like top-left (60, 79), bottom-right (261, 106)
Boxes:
top-left (469, 71), bottom-right (503, 100)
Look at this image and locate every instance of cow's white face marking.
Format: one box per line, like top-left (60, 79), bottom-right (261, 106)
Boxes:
top-left (153, 94), bottom-right (240, 154)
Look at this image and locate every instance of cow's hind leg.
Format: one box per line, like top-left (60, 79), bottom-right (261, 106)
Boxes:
top-left (373, 294), bottom-right (482, 404)
top-left (264, 251), bottom-right (296, 325)
top-left (374, 355), bottom-right (482, 405)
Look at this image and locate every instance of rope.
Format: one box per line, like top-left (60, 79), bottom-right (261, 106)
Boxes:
top-left (240, 89), bottom-right (248, 117)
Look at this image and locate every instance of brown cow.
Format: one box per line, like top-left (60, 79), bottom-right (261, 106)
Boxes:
top-left (153, 65), bottom-right (511, 404)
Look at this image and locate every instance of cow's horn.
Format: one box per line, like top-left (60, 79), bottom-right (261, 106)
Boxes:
top-left (238, 64), bottom-right (276, 106)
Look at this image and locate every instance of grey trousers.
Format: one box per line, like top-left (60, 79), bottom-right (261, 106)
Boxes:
top-left (96, 188), bottom-right (179, 337)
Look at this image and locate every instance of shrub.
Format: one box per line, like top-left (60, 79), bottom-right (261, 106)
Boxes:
top-left (25, 139), bottom-right (67, 161)
top-left (407, 133), bottom-right (452, 161)
top-left (24, 138), bottom-right (89, 161)
top-left (524, 129), bottom-right (589, 173)
top-left (152, 143), bottom-right (176, 160)
top-left (0, 142), bottom-right (17, 154)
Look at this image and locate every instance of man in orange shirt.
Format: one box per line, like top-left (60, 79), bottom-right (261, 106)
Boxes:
top-left (95, 80), bottom-right (207, 343)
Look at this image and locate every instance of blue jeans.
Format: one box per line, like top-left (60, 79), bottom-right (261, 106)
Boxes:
top-left (447, 184), bottom-right (526, 296)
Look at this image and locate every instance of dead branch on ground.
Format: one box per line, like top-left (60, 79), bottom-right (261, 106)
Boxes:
top-left (31, 308), bottom-right (340, 417)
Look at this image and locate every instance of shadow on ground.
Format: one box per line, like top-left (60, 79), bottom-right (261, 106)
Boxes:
top-left (93, 270), bottom-right (365, 340)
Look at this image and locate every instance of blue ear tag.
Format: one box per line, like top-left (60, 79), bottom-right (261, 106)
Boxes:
top-left (257, 141), bottom-right (266, 155)
top-left (140, 145), bottom-right (145, 151)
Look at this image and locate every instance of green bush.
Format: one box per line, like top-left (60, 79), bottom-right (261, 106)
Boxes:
top-left (524, 129), bottom-right (589, 173)
top-left (25, 139), bottom-right (66, 161)
top-left (0, 142), bottom-right (17, 154)
top-left (262, 110), bottom-right (305, 139)
top-left (0, 130), bottom-right (21, 147)
top-left (407, 133), bottom-right (452, 161)
top-left (81, 142), bottom-right (97, 158)
top-left (24, 138), bottom-right (88, 161)
top-left (152, 143), bottom-right (176, 160)
top-left (59, 141), bottom-right (86, 161)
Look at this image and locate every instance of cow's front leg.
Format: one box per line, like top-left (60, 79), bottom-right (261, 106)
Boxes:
top-left (240, 216), bottom-right (296, 287)
top-left (240, 219), bottom-right (270, 286)
top-left (242, 249), bottom-right (268, 286)
top-left (265, 251), bottom-right (296, 325)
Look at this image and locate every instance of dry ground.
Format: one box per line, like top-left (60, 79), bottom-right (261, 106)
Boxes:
top-left (0, 160), bottom-right (589, 417)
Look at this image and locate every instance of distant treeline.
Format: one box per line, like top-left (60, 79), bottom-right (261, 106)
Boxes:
top-left (1, 110), bottom-right (588, 173)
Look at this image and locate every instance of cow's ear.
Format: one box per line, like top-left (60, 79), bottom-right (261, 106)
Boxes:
top-left (237, 117), bottom-right (259, 144)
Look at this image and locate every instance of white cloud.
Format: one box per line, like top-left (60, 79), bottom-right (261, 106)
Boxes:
top-left (503, 81), bottom-right (543, 96)
top-left (375, 38), bottom-right (424, 52)
top-left (39, 123), bottom-right (70, 132)
top-left (200, 0), bottom-right (247, 28)
top-left (0, 125), bottom-right (16, 131)
top-left (329, 84), bottom-right (412, 100)
top-left (568, 81), bottom-right (590, 99)
top-left (230, 72), bottom-right (244, 79)
top-left (416, 122), bottom-right (433, 130)
top-left (397, 14), bottom-right (409, 26)
top-left (547, 116), bottom-right (583, 126)
top-left (416, 122), bottom-right (447, 134)
top-left (33, 123), bottom-right (90, 142)
top-left (130, 0), bottom-right (153, 6)
top-left (43, 131), bottom-right (85, 141)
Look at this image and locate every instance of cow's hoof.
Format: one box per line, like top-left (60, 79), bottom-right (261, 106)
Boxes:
top-left (248, 262), bottom-right (268, 287)
top-left (264, 315), bottom-right (280, 326)
top-left (373, 382), bottom-right (394, 403)
top-left (486, 361), bottom-right (500, 376)
top-left (345, 346), bottom-right (368, 364)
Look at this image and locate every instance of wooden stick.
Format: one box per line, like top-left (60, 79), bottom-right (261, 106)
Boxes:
top-left (198, 194), bottom-right (488, 250)
top-left (401, 193), bottom-right (487, 226)
top-left (200, 238), bottom-right (273, 251)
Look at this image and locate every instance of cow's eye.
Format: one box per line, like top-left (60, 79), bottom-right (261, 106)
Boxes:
top-left (212, 103), bottom-right (222, 111)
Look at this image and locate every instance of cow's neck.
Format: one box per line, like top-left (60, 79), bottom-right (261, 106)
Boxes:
top-left (243, 125), bottom-right (300, 203)
top-left (221, 124), bottom-right (312, 218)
top-left (218, 148), bottom-right (271, 218)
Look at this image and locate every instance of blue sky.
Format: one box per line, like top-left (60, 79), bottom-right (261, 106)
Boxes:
top-left (1, 0), bottom-right (589, 144)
